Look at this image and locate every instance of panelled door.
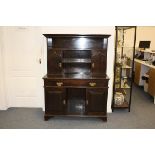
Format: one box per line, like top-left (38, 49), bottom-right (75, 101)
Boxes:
top-left (91, 50), bottom-right (107, 75)
top-left (47, 50), bottom-right (62, 74)
top-left (86, 88), bottom-right (108, 115)
top-left (45, 87), bottom-right (66, 114)
top-left (2, 27), bottom-right (44, 108)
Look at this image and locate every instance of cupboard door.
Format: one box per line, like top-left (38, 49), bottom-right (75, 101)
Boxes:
top-left (45, 87), bottom-right (66, 114)
top-left (47, 50), bottom-right (62, 74)
top-left (86, 88), bottom-right (107, 115)
top-left (148, 68), bottom-right (155, 96)
top-left (134, 61), bottom-right (141, 85)
top-left (91, 50), bottom-right (107, 75)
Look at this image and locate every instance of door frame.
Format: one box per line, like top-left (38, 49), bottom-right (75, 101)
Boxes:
top-left (0, 28), bottom-right (7, 110)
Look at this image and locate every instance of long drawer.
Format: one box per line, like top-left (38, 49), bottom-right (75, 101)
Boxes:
top-left (44, 79), bottom-right (108, 88)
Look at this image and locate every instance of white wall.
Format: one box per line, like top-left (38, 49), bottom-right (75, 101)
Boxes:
top-left (0, 26), bottom-right (115, 112)
top-left (136, 26), bottom-right (155, 50)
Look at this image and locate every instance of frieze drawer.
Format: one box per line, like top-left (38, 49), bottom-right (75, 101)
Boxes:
top-left (44, 79), bottom-right (108, 88)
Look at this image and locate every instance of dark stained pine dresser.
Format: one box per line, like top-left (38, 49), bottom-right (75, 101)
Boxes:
top-left (43, 34), bottom-right (111, 121)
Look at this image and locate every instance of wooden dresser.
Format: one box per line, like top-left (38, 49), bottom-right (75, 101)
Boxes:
top-left (43, 34), bottom-right (110, 121)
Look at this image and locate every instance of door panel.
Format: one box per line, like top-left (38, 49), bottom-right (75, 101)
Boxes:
top-left (47, 50), bottom-right (62, 74)
top-left (45, 87), bottom-right (66, 114)
top-left (91, 50), bottom-right (106, 75)
top-left (86, 88), bottom-right (107, 115)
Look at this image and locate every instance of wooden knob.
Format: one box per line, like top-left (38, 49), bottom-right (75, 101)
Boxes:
top-left (92, 63), bottom-right (95, 68)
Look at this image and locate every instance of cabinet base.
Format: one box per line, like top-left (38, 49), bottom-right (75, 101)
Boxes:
top-left (99, 117), bottom-right (107, 122)
top-left (44, 114), bottom-right (107, 122)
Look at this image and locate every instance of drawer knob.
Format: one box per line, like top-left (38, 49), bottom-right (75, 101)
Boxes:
top-left (59, 63), bottom-right (62, 68)
top-left (56, 82), bottom-right (63, 87)
top-left (92, 63), bottom-right (95, 68)
top-left (89, 82), bottom-right (96, 87)
top-left (86, 100), bottom-right (88, 105)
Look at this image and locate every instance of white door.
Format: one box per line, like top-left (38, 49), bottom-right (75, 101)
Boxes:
top-left (0, 28), bottom-right (7, 110)
top-left (2, 27), bottom-right (44, 109)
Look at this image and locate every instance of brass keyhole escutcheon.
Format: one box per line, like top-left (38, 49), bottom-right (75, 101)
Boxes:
top-left (89, 82), bottom-right (96, 87)
top-left (56, 82), bottom-right (63, 87)
top-left (92, 63), bottom-right (95, 68)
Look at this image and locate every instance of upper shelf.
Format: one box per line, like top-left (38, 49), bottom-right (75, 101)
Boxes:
top-left (43, 34), bottom-right (111, 38)
top-left (115, 84), bottom-right (130, 89)
top-left (121, 65), bottom-right (132, 69)
top-left (62, 58), bottom-right (91, 63)
top-left (116, 26), bottom-right (136, 30)
top-left (117, 46), bottom-right (134, 49)
top-left (44, 34), bottom-right (111, 49)
top-left (116, 65), bottom-right (132, 69)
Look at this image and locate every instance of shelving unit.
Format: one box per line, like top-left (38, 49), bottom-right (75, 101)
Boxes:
top-left (112, 26), bottom-right (137, 112)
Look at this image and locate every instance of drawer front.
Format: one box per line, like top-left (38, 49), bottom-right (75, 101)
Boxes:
top-left (44, 79), bottom-right (108, 88)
